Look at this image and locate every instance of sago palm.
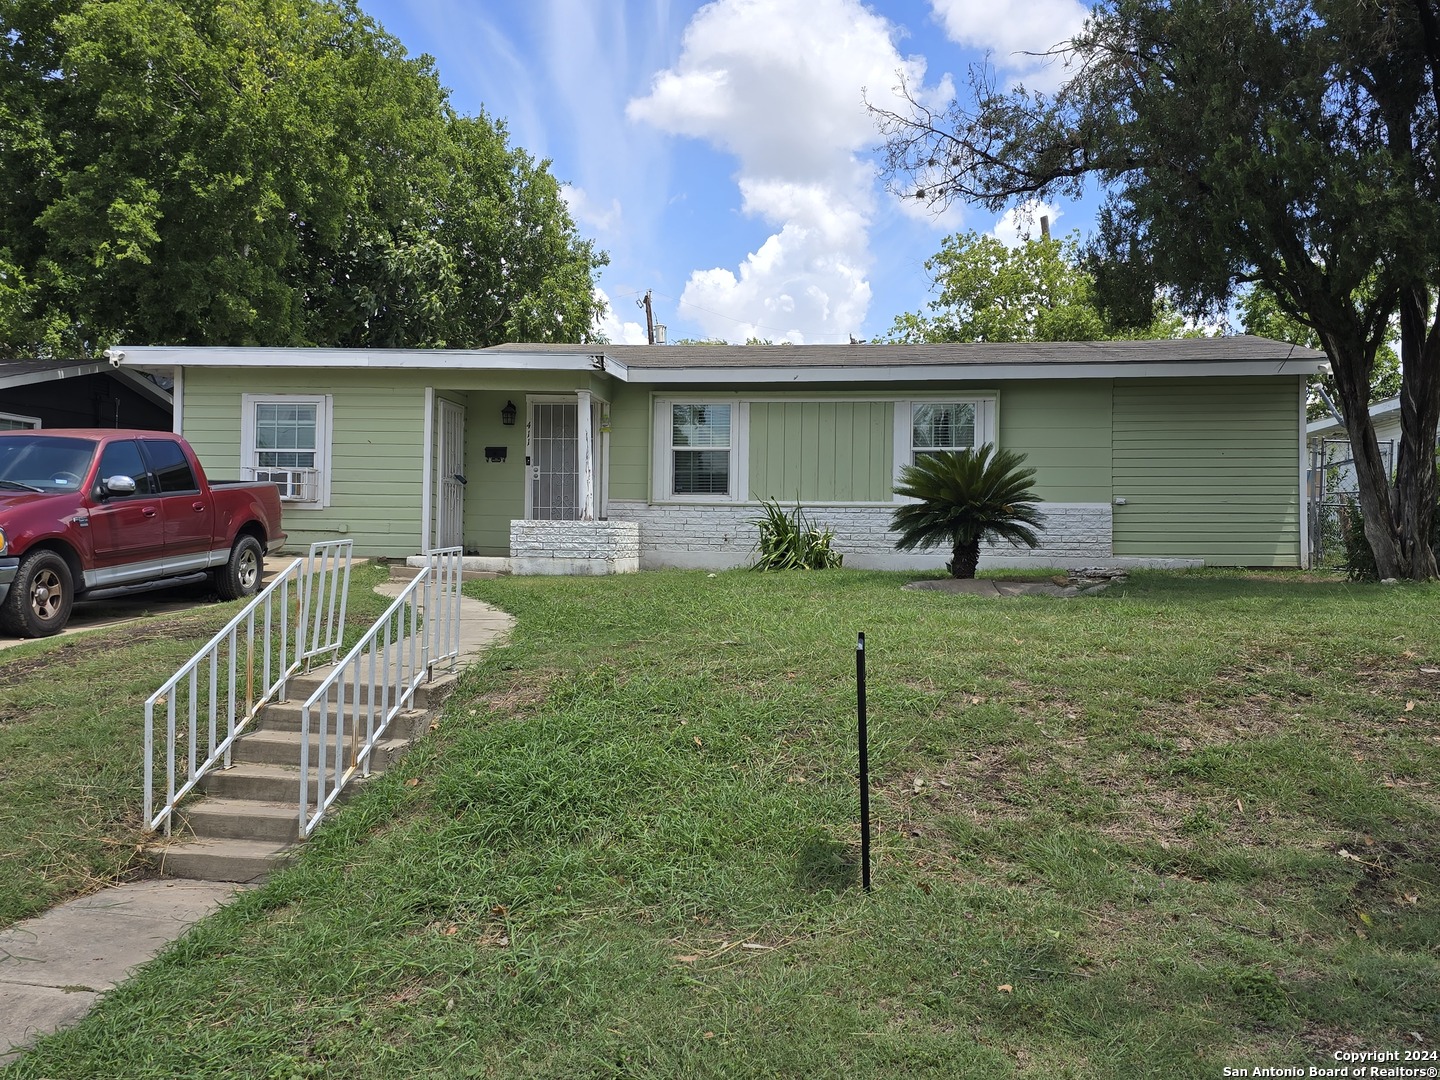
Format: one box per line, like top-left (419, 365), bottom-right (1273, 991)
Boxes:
top-left (889, 444), bottom-right (1044, 578)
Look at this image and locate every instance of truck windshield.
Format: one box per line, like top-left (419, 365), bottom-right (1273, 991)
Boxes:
top-left (0, 435), bottom-right (98, 493)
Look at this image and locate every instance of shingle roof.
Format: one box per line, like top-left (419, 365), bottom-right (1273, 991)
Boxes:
top-left (491, 335), bottom-right (1326, 369)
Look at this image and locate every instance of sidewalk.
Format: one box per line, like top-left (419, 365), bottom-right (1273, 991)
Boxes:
top-left (0, 579), bottom-right (514, 1066)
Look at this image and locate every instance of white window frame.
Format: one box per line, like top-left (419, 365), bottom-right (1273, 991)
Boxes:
top-left (240, 393), bottom-right (333, 510)
top-left (892, 397), bottom-right (997, 488)
top-left (652, 397), bottom-right (747, 502)
top-left (0, 411), bottom-right (42, 430)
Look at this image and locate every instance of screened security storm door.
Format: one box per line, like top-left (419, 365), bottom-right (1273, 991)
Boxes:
top-left (437, 399), bottom-right (465, 549)
top-left (529, 401), bottom-right (579, 520)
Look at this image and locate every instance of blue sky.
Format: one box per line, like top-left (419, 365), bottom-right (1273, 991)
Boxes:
top-left (355, 0), bottom-right (1097, 344)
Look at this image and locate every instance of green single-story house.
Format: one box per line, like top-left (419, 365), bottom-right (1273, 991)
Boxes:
top-left (112, 337), bottom-right (1327, 573)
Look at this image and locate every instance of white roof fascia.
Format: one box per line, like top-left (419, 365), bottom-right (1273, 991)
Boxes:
top-left (623, 359), bottom-right (1329, 384)
top-left (0, 360), bottom-right (108, 388)
top-left (111, 346), bottom-right (605, 374)
top-left (107, 348), bottom-right (1325, 383)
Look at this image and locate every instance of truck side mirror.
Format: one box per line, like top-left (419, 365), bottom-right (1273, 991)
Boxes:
top-left (102, 475), bottom-right (137, 497)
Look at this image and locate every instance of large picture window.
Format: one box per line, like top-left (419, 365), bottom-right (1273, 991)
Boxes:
top-left (241, 394), bottom-right (331, 508)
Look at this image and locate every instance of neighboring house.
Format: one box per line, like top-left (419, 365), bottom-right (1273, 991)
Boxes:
top-left (1304, 395), bottom-right (1424, 497)
top-left (0, 359), bottom-right (173, 431)
top-left (1306, 396), bottom-right (1404, 462)
top-left (113, 337), bottom-right (1326, 572)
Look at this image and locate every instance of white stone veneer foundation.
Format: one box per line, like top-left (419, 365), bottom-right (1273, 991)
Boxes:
top-left (509, 520), bottom-right (641, 575)
top-left (606, 501), bottom-right (1117, 571)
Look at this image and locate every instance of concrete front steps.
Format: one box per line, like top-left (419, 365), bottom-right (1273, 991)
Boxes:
top-left (146, 666), bottom-right (447, 883)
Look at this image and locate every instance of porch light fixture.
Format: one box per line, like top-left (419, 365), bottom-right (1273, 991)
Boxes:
top-left (501, 400), bottom-right (517, 426)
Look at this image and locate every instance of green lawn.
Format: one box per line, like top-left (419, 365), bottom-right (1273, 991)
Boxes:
top-left (5, 568), bottom-right (1438, 1079)
top-left (0, 561), bottom-right (394, 928)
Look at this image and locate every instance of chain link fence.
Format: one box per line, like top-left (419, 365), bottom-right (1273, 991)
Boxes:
top-left (1307, 437), bottom-right (1395, 567)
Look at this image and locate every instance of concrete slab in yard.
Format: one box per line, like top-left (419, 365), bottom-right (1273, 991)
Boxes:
top-left (0, 880), bottom-right (248, 1065)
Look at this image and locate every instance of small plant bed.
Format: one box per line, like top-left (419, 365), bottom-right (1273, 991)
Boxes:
top-left (7, 569), bottom-right (1439, 1079)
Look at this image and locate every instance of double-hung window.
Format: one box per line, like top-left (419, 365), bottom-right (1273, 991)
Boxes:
top-left (0, 412), bottom-right (40, 430)
top-left (241, 394), bottom-right (331, 508)
top-left (911, 402), bottom-right (977, 462)
top-left (658, 401), bottom-right (737, 499)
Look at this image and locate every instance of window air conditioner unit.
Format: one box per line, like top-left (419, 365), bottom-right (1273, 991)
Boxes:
top-left (253, 468), bottom-right (319, 503)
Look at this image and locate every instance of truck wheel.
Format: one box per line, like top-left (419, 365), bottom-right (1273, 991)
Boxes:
top-left (215, 535), bottom-right (264, 601)
top-left (0, 550), bottom-right (74, 637)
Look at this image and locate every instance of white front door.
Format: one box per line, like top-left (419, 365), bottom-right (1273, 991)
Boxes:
top-left (437, 398), bottom-right (465, 549)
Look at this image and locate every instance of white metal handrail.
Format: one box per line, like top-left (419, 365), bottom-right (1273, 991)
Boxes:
top-left (143, 540), bottom-right (353, 835)
top-left (299, 547), bottom-right (462, 837)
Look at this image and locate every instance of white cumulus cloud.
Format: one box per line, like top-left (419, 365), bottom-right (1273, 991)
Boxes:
top-left (561, 185), bottom-right (623, 234)
top-left (928, 0), bottom-right (1089, 90)
top-left (628, 0), bottom-right (945, 343)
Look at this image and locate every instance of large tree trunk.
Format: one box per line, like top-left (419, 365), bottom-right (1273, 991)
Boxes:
top-left (1394, 286), bottom-right (1440, 580)
top-left (1323, 328), bottom-right (1408, 578)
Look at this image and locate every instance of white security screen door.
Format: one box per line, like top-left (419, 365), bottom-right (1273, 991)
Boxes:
top-left (437, 399), bottom-right (465, 549)
top-left (529, 401), bottom-right (579, 520)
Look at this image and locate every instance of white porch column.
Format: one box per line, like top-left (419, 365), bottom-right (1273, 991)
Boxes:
top-left (421, 386), bottom-right (435, 554)
top-left (577, 390), bottom-right (595, 521)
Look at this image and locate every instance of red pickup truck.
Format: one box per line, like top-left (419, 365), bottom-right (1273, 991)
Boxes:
top-left (0, 429), bottom-right (286, 637)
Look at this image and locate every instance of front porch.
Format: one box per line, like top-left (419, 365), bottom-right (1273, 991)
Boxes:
top-left (421, 379), bottom-right (640, 575)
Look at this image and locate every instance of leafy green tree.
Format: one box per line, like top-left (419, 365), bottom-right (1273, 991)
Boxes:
top-left (1240, 286), bottom-right (1401, 420)
top-left (669, 337), bottom-right (776, 345)
top-left (870, 0), bottom-right (1440, 579)
top-left (890, 445), bottom-right (1044, 578)
top-left (885, 231), bottom-right (1184, 344)
top-left (0, 0), bottom-right (605, 355)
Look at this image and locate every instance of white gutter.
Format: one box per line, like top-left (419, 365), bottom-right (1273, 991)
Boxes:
top-left (112, 346), bottom-right (604, 373)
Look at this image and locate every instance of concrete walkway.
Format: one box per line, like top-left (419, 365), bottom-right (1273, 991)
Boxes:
top-left (0, 578), bottom-right (514, 1066)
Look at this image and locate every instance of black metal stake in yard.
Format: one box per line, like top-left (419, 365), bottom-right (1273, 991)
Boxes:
top-left (856, 631), bottom-right (872, 892)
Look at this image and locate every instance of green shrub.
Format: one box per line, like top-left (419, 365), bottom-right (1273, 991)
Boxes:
top-left (1339, 492), bottom-right (1440, 580)
top-left (1338, 497), bottom-right (1378, 580)
top-left (749, 498), bottom-right (843, 570)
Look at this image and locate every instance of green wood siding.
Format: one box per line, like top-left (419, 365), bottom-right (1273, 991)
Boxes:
top-left (605, 383), bottom-right (651, 503)
top-left (996, 381), bottom-right (1112, 503)
top-left (182, 369), bottom-right (428, 557)
top-left (460, 389), bottom-right (525, 556)
top-left (1112, 377), bottom-right (1301, 565)
top-left (183, 369), bottom-right (608, 558)
top-left (747, 401), bottom-right (893, 502)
